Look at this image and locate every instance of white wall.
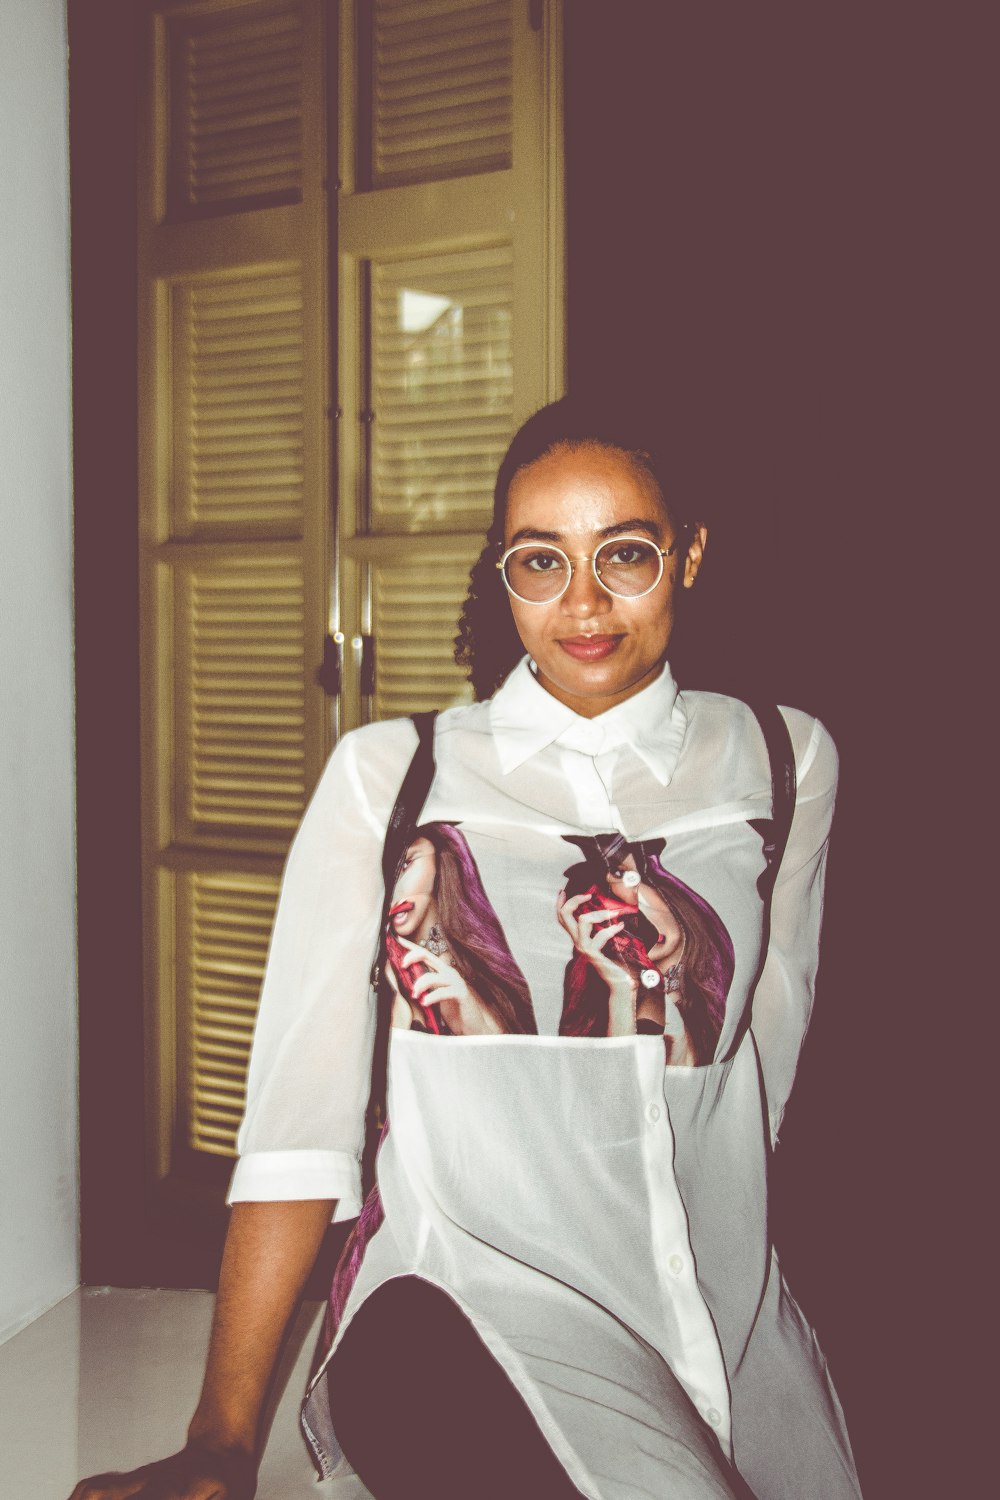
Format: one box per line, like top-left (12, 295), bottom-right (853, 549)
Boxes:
top-left (0, 0), bottom-right (78, 1342)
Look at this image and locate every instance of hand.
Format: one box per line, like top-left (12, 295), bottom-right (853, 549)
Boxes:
top-left (557, 891), bottom-right (638, 1035)
top-left (68, 1439), bottom-right (256, 1500)
top-left (398, 938), bottom-right (500, 1034)
top-left (557, 892), bottom-right (637, 992)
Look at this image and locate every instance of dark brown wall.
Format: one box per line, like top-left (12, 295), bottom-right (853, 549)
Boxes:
top-left (70, 0), bottom-right (147, 1285)
top-left (565, 6), bottom-right (985, 1497)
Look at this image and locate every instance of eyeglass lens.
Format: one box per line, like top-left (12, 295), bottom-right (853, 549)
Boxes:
top-left (503, 538), bottom-right (663, 602)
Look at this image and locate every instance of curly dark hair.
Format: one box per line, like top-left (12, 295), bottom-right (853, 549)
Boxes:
top-left (453, 395), bottom-right (685, 700)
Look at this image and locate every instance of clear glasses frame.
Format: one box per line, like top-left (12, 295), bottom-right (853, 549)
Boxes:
top-left (496, 530), bottom-right (688, 605)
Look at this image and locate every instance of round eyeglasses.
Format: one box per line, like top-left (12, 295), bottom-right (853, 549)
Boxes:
top-left (497, 532), bottom-right (686, 605)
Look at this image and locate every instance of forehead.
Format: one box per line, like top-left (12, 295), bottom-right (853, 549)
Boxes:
top-left (505, 442), bottom-right (668, 538)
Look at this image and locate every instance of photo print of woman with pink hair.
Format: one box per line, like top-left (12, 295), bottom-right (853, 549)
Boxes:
top-left (557, 833), bottom-right (735, 1062)
top-left (384, 822), bottom-right (536, 1036)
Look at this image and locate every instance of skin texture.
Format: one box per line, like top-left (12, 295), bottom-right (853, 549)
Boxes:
top-left (503, 442), bottom-right (707, 719)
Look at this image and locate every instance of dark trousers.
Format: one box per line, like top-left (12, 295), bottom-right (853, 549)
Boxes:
top-left (326, 1275), bottom-right (586, 1500)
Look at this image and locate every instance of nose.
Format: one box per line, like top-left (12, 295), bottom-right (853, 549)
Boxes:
top-left (559, 559), bottom-right (612, 620)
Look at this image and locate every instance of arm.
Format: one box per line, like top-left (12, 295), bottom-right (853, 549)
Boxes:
top-left (188, 1199), bottom-right (334, 1452)
top-left (71, 721), bottom-right (420, 1498)
top-left (70, 1199), bottom-right (333, 1500)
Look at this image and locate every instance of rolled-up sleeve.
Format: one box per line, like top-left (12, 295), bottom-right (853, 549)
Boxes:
top-left (750, 711), bottom-right (839, 1146)
top-left (227, 716), bottom-right (418, 1220)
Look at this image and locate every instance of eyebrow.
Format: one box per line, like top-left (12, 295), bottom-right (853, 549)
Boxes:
top-left (507, 517), bottom-right (663, 546)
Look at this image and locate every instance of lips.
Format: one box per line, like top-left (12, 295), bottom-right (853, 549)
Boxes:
top-left (557, 634), bottom-right (623, 662)
top-left (389, 900), bottom-right (414, 927)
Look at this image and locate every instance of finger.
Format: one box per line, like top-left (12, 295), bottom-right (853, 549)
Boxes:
top-left (560, 892), bottom-right (592, 916)
top-left (131, 1470), bottom-right (227, 1500)
top-left (419, 986), bottom-right (456, 1009)
top-left (398, 941), bottom-right (438, 969)
top-left (412, 972), bottom-right (457, 1004)
top-left (590, 921), bottom-right (625, 952)
top-left (411, 969), bottom-right (444, 997)
top-left (555, 903), bottom-right (577, 938)
top-left (577, 907), bottom-right (625, 931)
top-left (68, 1476), bottom-right (150, 1500)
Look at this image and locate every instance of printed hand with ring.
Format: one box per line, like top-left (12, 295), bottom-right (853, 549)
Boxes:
top-left (556, 890), bottom-right (640, 1035)
top-left (398, 938), bottom-right (501, 1035)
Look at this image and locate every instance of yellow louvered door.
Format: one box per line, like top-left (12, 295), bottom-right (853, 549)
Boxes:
top-left (336, 0), bottom-right (564, 728)
top-left (138, 0), bottom-right (331, 1202)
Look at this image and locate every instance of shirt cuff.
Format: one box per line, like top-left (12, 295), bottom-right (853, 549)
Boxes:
top-left (226, 1149), bottom-right (363, 1221)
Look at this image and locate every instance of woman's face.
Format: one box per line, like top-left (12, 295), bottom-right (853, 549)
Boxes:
top-left (607, 856), bottom-right (684, 965)
top-left (503, 442), bottom-right (706, 718)
top-left (389, 836), bottom-right (437, 938)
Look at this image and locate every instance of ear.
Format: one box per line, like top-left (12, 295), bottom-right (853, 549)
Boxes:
top-left (681, 525), bottom-right (708, 589)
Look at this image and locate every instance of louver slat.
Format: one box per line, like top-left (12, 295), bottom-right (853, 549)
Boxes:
top-left (179, 556), bottom-right (308, 840)
top-left (370, 0), bottom-right (512, 186)
top-left (369, 245), bottom-right (513, 532)
top-left (177, 271), bottom-right (306, 533)
top-left (169, 2), bottom-right (304, 215)
top-left (184, 870), bottom-right (280, 1157)
top-left (372, 551), bottom-right (478, 719)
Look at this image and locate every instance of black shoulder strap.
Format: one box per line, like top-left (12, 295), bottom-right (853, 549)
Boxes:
top-left (369, 710), bottom-right (439, 989)
top-left (746, 701), bottom-right (796, 893)
top-left (362, 710), bottom-right (438, 1195)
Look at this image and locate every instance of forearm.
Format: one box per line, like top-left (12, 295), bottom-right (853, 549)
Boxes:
top-left (187, 1197), bottom-right (334, 1456)
top-left (607, 977), bottom-right (638, 1036)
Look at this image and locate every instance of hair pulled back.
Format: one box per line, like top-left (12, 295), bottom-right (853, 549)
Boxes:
top-left (454, 394), bottom-right (681, 700)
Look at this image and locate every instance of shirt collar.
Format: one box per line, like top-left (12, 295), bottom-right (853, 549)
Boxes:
top-left (489, 655), bottom-right (687, 785)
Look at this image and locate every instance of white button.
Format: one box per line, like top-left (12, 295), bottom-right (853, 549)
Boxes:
top-left (706, 1407), bottom-right (722, 1428)
top-left (640, 967), bottom-right (660, 989)
top-left (621, 869), bottom-right (641, 887)
top-left (668, 1253), bottom-right (684, 1275)
top-left (646, 1102), bottom-right (661, 1123)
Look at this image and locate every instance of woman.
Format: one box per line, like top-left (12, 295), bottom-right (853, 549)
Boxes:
top-left (383, 822), bottom-right (535, 1036)
top-left (70, 398), bottom-right (860, 1500)
top-left (556, 834), bottom-right (735, 1057)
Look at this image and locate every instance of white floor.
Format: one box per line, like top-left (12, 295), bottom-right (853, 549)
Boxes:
top-left (0, 1286), bottom-right (372, 1500)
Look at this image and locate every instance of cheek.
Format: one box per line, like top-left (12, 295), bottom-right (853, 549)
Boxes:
top-left (642, 890), bottom-right (676, 932)
top-left (633, 594), bottom-right (676, 650)
top-left (508, 598), bottom-right (546, 651)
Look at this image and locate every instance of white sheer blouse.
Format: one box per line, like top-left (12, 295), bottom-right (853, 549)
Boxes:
top-left (228, 659), bottom-right (861, 1500)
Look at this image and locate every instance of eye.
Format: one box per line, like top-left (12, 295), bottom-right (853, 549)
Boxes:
top-left (523, 549), bottom-right (563, 573)
top-left (605, 541), bottom-right (650, 567)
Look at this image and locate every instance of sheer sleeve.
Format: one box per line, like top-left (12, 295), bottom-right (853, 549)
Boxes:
top-left (750, 710), bottom-right (839, 1146)
top-left (227, 716), bottom-right (419, 1221)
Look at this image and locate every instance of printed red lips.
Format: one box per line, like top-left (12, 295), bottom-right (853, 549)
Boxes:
top-left (557, 634), bottom-right (623, 662)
